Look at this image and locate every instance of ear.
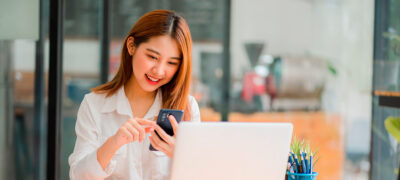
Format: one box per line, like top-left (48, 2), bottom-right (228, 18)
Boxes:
top-left (126, 36), bottom-right (136, 56)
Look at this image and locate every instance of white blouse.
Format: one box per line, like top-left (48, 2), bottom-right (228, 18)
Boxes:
top-left (68, 87), bottom-right (201, 180)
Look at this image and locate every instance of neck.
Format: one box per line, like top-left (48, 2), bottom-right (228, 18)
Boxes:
top-left (124, 77), bottom-right (156, 102)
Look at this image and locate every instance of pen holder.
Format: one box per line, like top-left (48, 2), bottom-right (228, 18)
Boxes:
top-left (287, 172), bottom-right (318, 180)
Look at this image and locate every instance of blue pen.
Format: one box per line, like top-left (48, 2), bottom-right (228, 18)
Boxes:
top-left (305, 156), bottom-right (309, 174)
top-left (303, 151), bottom-right (309, 173)
top-left (299, 154), bottom-right (303, 173)
top-left (310, 154), bottom-right (313, 173)
top-left (289, 163), bottom-right (295, 173)
top-left (287, 163), bottom-right (295, 179)
top-left (294, 154), bottom-right (301, 173)
top-left (289, 153), bottom-right (297, 173)
top-left (301, 152), bottom-right (307, 174)
top-left (304, 152), bottom-right (309, 174)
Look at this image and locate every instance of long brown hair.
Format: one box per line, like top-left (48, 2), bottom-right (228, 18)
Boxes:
top-left (92, 9), bottom-right (193, 120)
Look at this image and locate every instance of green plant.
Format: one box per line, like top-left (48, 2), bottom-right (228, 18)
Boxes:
top-left (289, 135), bottom-right (320, 173)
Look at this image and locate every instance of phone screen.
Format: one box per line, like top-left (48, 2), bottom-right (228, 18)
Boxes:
top-left (149, 109), bottom-right (184, 151)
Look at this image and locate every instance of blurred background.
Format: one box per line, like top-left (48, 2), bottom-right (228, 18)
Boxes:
top-left (1, 0), bottom-right (400, 179)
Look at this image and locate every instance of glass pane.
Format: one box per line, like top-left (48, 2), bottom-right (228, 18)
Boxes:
top-left (0, 38), bottom-right (49, 180)
top-left (371, 0), bottom-right (400, 179)
top-left (0, 1), bottom-right (49, 179)
top-left (230, 1), bottom-right (374, 179)
top-left (61, 0), bottom-right (100, 179)
top-left (0, 41), bottom-right (11, 179)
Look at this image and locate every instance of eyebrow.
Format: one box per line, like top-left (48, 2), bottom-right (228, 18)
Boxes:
top-left (146, 48), bottom-right (182, 60)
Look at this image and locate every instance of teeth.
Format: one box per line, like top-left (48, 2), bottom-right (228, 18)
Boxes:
top-left (146, 74), bottom-right (159, 82)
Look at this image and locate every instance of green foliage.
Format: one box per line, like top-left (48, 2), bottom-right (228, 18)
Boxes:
top-left (327, 62), bottom-right (337, 77)
top-left (290, 135), bottom-right (320, 170)
top-left (385, 116), bottom-right (400, 143)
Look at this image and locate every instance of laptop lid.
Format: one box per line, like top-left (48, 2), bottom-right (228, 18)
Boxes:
top-left (170, 122), bottom-right (293, 180)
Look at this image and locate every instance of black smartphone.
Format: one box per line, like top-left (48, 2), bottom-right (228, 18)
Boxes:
top-left (149, 109), bottom-right (184, 151)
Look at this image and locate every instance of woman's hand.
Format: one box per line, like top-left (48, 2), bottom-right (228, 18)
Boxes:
top-left (97, 118), bottom-right (156, 170)
top-left (149, 115), bottom-right (179, 158)
top-left (112, 118), bottom-right (156, 148)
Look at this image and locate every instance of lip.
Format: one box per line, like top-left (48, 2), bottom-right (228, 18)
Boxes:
top-left (145, 74), bottom-right (161, 85)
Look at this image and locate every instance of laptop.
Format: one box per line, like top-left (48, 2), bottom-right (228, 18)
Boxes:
top-left (170, 122), bottom-right (293, 180)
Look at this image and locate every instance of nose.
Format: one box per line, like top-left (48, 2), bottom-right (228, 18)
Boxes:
top-left (151, 62), bottom-right (165, 77)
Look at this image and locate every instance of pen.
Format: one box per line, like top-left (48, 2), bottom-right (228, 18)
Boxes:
top-left (305, 156), bottom-right (309, 174)
top-left (294, 154), bottom-right (301, 173)
top-left (290, 163), bottom-right (296, 179)
top-left (301, 152), bottom-right (307, 174)
top-left (303, 151), bottom-right (308, 174)
top-left (310, 154), bottom-right (313, 173)
top-left (303, 151), bottom-right (309, 174)
top-left (289, 152), bottom-right (297, 173)
top-left (288, 163), bottom-right (295, 173)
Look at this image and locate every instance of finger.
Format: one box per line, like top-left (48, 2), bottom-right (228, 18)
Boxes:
top-left (154, 124), bottom-right (173, 144)
top-left (149, 135), bottom-right (164, 151)
top-left (125, 123), bottom-right (139, 142)
top-left (120, 127), bottom-right (133, 142)
top-left (145, 126), bottom-right (154, 133)
top-left (129, 119), bottom-right (145, 142)
top-left (168, 115), bottom-right (179, 136)
top-left (136, 118), bottom-right (157, 126)
top-left (150, 130), bottom-right (169, 152)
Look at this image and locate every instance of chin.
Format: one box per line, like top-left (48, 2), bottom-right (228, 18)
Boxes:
top-left (140, 86), bottom-right (159, 93)
top-left (140, 81), bottom-right (162, 92)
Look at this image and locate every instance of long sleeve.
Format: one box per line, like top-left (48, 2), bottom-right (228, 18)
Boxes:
top-left (68, 96), bottom-right (116, 180)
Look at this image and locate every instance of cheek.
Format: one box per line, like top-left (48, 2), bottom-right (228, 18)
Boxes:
top-left (164, 67), bottom-right (179, 81)
top-left (132, 56), bottom-right (151, 72)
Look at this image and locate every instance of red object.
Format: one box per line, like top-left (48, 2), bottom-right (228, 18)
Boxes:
top-left (241, 72), bottom-right (267, 102)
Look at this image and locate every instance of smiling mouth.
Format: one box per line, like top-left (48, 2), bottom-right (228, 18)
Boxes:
top-left (145, 74), bottom-right (161, 82)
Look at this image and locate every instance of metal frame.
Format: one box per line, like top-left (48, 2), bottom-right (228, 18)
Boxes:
top-left (34, 0), bottom-right (47, 179)
top-left (100, 0), bottom-right (110, 84)
top-left (221, 0), bottom-right (231, 122)
top-left (47, 0), bottom-right (63, 179)
top-left (370, 0), bottom-right (390, 179)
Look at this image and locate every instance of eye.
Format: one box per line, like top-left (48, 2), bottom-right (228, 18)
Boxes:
top-left (168, 61), bottom-right (179, 65)
top-left (147, 55), bottom-right (158, 60)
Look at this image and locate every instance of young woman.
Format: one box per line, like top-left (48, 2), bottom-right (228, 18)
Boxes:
top-left (68, 10), bottom-right (200, 180)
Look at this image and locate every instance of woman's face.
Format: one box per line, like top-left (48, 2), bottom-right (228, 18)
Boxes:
top-left (127, 35), bottom-right (181, 93)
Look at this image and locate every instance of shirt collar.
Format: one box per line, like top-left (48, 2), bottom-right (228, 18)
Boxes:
top-left (101, 86), bottom-right (162, 119)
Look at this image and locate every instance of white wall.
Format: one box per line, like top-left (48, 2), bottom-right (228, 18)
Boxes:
top-left (0, 0), bottom-right (39, 40)
top-left (13, 39), bottom-right (100, 75)
top-left (231, 0), bottom-right (374, 153)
